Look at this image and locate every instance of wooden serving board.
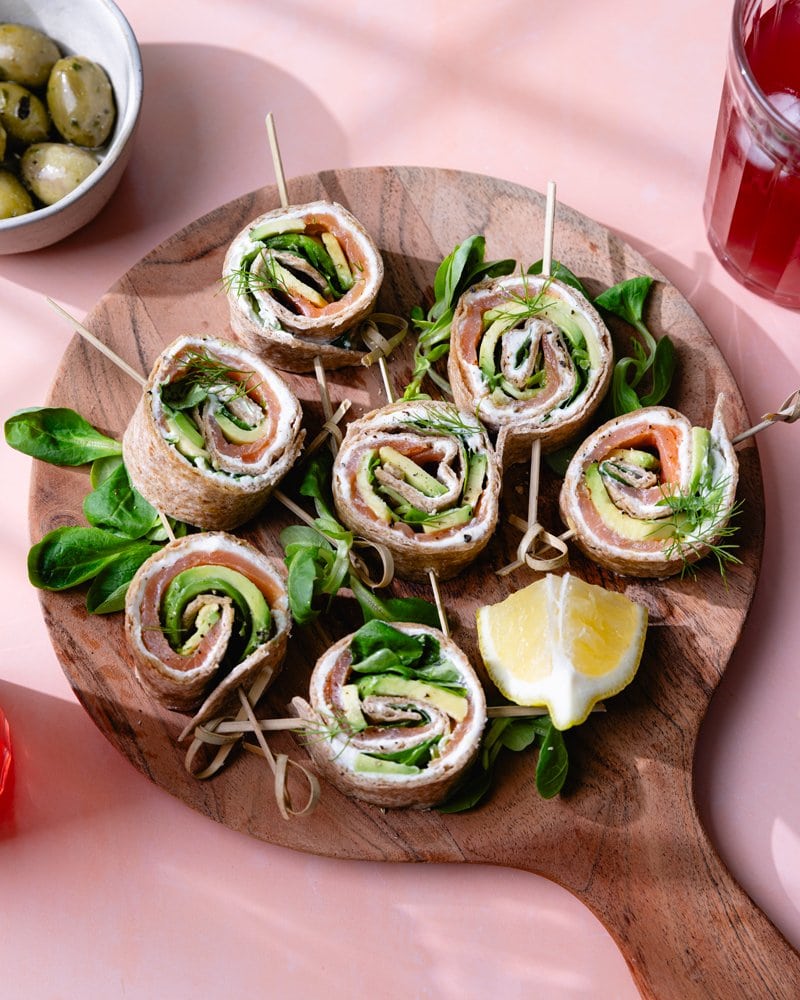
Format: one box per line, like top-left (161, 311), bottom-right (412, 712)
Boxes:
top-left (30, 167), bottom-right (800, 997)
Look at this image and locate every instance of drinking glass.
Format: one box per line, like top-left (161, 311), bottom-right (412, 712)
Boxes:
top-left (0, 706), bottom-right (11, 805)
top-left (703, 0), bottom-right (800, 309)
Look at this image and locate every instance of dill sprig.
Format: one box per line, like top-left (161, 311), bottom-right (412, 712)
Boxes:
top-left (402, 403), bottom-right (482, 445)
top-left (162, 349), bottom-right (259, 410)
top-left (486, 271), bottom-right (554, 327)
top-left (656, 477), bottom-right (743, 579)
top-left (222, 251), bottom-right (287, 299)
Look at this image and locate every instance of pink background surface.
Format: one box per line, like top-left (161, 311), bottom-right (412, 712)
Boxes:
top-left (1, 1), bottom-right (799, 996)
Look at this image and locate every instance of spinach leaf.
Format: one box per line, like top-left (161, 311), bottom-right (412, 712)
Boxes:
top-left (370, 737), bottom-right (440, 768)
top-left (283, 543), bottom-right (326, 626)
top-left (527, 258), bottom-right (589, 296)
top-left (594, 276), bottom-right (676, 415)
top-left (349, 575), bottom-right (440, 629)
top-left (437, 714), bottom-right (570, 812)
top-left (280, 453), bottom-right (439, 629)
top-left (298, 450), bottom-right (339, 525)
top-left (349, 619), bottom-right (429, 669)
top-left (534, 721), bottom-right (569, 798)
top-left (436, 763), bottom-right (494, 814)
top-left (85, 544), bottom-right (161, 614)
top-left (403, 235), bottom-right (515, 399)
top-left (28, 527), bottom-right (156, 591)
top-left (83, 462), bottom-right (160, 539)
top-left (5, 407), bottom-right (122, 466)
top-left (89, 454), bottom-right (124, 489)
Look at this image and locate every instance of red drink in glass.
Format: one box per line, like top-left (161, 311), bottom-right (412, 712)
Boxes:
top-left (0, 706), bottom-right (11, 807)
top-left (704, 0), bottom-right (800, 308)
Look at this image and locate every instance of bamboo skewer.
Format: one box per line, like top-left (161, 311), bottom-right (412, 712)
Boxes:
top-left (732, 388), bottom-right (800, 445)
top-left (498, 181), bottom-right (570, 577)
top-left (46, 297), bottom-right (147, 388)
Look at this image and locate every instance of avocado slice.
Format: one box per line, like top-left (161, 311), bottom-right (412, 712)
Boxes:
top-left (585, 463), bottom-right (674, 542)
top-left (353, 753), bottom-right (420, 775)
top-left (357, 452), bottom-right (393, 523)
top-left (263, 257), bottom-right (328, 307)
top-left (688, 427), bottom-right (711, 493)
top-left (249, 217), bottom-right (306, 241)
top-left (360, 675), bottom-right (468, 721)
top-left (421, 505), bottom-right (473, 534)
top-left (606, 448), bottom-right (660, 470)
top-left (340, 683), bottom-right (367, 733)
top-left (478, 308), bottom-right (524, 379)
top-left (179, 603), bottom-right (221, 655)
top-left (165, 410), bottom-right (209, 461)
top-left (161, 564), bottom-right (270, 658)
top-left (462, 452), bottom-right (487, 507)
top-left (214, 410), bottom-right (267, 445)
top-left (378, 445), bottom-right (447, 498)
top-left (321, 232), bottom-right (354, 291)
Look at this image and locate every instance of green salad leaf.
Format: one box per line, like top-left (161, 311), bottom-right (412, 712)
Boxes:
top-left (7, 405), bottom-right (191, 613)
top-left (280, 453), bottom-right (439, 628)
top-left (403, 235), bottom-right (515, 400)
top-left (594, 276), bottom-right (676, 416)
top-left (5, 407), bottom-right (123, 466)
top-left (437, 713), bottom-right (569, 812)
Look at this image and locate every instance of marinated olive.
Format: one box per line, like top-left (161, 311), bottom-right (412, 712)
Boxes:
top-left (0, 23), bottom-right (60, 89)
top-left (0, 121), bottom-right (5, 161)
top-left (47, 56), bottom-right (115, 148)
top-left (20, 142), bottom-right (98, 206)
top-left (0, 81), bottom-right (50, 145)
top-left (0, 168), bottom-right (33, 218)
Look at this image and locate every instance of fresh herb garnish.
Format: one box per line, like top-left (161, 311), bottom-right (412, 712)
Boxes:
top-left (6, 406), bottom-right (189, 613)
top-left (161, 349), bottom-right (257, 411)
top-left (437, 714), bottom-right (568, 812)
top-left (279, 452), bottom-right (439, 627)
top-left (402, 403), bottom-right (482, 446)
top-left (594, 276), bottom-right (676, 416)
top-left (656, 477), bottom-right (743, 579)
top-left (403, 235), bottom-right (515, 400)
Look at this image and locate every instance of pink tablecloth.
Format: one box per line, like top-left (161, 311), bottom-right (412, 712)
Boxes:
top-left (1, 2), bottom-right (798, 996)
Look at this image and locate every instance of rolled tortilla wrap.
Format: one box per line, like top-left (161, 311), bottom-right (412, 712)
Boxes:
top-left (448, 273), bottom-right (612, 467)
top-left (123, 334), bottom-right (304, 530)
top-left (125, 532), bottom-right (291, 728)
top-left (331, 400), bottom-right (501, 581)
top-left (223, 200), bottom-right (384, 372)
top-left (291, 621), bottom-right (486, 809)
top-left (559, 396), bottom-right (739, 578)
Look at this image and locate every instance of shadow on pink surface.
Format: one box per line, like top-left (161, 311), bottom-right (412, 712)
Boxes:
top-left (0, 680), bottom-right (154, 842)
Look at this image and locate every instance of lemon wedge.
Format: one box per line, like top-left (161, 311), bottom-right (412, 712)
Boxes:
top-left (476, 573), bottom-right (647, 729)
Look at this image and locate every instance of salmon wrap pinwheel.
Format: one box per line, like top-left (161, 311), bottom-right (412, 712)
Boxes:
top-left (331, 400), bottom-right (502, 581)
top-left (559, 396), bottom-right (739, 578)
top-left (124, 532), bottom-right (291, 729)
top-left (448, 273), bottom-right (613, 466)
top-left (223, 200), bottom-right (384, 372)
top-left (290, 620), bottom-right (486, 809)
top-left (123, 335), bottom-right (304, 531)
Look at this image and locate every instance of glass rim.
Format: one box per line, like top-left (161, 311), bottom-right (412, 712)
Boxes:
top-left (732, 0), bottom-right (800, 145)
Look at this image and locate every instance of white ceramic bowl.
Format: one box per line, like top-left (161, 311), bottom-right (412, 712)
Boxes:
top-left (0, 0), bottom-right (142, 253)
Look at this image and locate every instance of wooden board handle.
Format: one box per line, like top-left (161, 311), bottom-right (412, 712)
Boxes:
top-left (500, 761), bottom-right (800, 998)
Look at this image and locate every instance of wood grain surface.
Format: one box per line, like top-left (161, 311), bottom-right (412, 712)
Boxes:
top-left (29, 167), bottom-right (800, 998)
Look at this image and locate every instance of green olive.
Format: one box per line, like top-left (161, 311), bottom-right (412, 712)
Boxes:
top-left (20, 142), bottom-right (98, 205)
top-left (0, 23), bottom-right (61, 89)
top-left (0, 168), bottom-right (33, 218)
top-left (0, 81), bottom-right (50, 144)
top-left (0, 121), bottom-right (6, 161)
top-left (47, 56), bottom-right (115, 148)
